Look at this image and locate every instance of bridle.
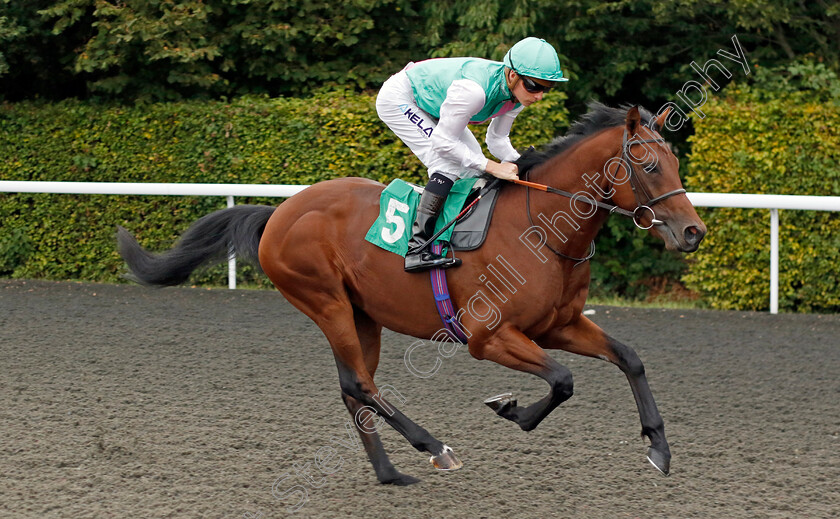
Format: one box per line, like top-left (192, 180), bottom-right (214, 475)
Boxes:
top-left (523, 124), bottom-right (686, 265)
top-left (620, 127), bottom-right (686, 230)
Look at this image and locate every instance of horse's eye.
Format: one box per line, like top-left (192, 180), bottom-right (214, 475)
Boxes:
top-left (644, 163), bottom-right (659, 174)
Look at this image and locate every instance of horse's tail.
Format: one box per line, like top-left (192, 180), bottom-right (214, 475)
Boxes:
top-left (117, 204), bottom-right (276, 287)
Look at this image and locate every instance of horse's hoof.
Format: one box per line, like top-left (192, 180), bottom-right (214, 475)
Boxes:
top-left (429, 445), bottom-right (462, 471)
top-left (380, 472), bottom-right (421, 486)
top-left (484, 392), bottom-right (517, 413)
top-left (646, 447), bottom-right (671, 476)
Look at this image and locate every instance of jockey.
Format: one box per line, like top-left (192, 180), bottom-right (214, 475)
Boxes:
top-left (376, 37), bottom-right (568, 273)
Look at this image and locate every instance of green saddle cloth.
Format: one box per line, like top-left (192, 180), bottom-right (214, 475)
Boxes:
top-left (365, 177), bottom-right (479, 257)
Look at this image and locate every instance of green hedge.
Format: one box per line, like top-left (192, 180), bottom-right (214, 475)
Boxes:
top-left (684, 86), bottom-right (840, 312)
top-left (0, 90), bottom-right (573, 286)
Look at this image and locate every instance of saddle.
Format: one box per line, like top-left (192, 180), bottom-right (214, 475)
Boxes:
top-left (364, 175), bottom-right (502, 256)
top-left (408, 176), bottom-right (502, 251)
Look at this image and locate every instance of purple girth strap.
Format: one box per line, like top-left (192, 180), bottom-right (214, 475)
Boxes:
top-left (429, 244), bottom-right (469, 344)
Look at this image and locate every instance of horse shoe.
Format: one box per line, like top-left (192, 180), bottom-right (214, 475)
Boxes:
top-left (483, 392), bottom-right (517, 412)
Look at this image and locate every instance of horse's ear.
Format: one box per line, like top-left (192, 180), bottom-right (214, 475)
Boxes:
top-left (625, 106), bottom-right (641, 134)
top-left (652, 106), bottom-right (671, 132)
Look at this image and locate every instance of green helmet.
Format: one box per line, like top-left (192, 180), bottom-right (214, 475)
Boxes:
top-left (503, 37), bottom-right (568, 82)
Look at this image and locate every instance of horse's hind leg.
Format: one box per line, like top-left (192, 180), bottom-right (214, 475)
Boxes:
top-left (329, 303), bottom-right (461, 472)
top-left (340, 393), bottom-right (420, 485)
top-left (537, 316), bottom-right (671, 476)
top-left (339, 307), bottom-right (419, 485)
top-left (279, 283), bottom-right (461, 477)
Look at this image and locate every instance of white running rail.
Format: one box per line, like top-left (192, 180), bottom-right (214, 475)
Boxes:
top-left (2, 181), bottom-right (839, 313)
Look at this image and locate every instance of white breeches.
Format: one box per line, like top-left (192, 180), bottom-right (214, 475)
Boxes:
top-left (375, 70), bottom-right (484, 182)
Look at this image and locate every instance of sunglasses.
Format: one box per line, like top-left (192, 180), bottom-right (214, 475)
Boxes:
top-left (520, 75), bottom-right (553, 94)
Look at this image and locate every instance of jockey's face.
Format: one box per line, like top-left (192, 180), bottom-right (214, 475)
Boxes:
top-left (508, 70), bottom-right (553, 106)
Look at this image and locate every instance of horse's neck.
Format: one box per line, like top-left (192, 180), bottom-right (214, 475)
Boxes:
top-left (531, 128), bottom-right (620, 196)
top-left (525, 130), bottom-right (620, 255)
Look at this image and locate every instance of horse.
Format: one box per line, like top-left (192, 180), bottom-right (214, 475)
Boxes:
top-left (117, 102), bottom-right (706, 485)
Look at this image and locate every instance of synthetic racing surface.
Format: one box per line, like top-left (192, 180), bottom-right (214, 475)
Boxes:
top-left (1, 279), bottom-right (838, 518)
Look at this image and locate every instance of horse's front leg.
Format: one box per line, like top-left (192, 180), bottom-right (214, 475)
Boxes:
top-left (470, 323), bottom-right (574, 432)
top-left (536, 316), bottom-right (671, 475)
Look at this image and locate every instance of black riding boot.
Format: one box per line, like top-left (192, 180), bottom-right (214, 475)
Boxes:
top-left (404, 177), bottom-right (462, 273)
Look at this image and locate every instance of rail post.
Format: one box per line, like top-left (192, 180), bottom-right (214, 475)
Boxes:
top-left (770, 208), bottom-right (779, 314)
top-left (227, 195), bottom-right (236, 289)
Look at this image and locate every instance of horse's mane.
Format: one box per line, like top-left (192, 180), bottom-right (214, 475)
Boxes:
top-left (515, 102), bottom-right (659, 176)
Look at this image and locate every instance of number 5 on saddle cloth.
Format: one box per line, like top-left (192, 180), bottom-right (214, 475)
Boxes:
top-left (365, 176), bottom-right (501, 257)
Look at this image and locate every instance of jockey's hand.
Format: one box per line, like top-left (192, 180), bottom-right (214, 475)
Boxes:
top-left (485, 160), bottom-right (519, 181)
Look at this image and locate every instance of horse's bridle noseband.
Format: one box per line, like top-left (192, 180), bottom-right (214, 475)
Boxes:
top-left (524, 125), bottom-right (687, 264)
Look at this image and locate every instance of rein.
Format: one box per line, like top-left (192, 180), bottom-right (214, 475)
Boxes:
top-left (518, 127), bottom-right (686, 265)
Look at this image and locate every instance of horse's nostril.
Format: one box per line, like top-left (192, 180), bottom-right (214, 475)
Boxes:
top-left (684, 226), bottom-right (703, 245)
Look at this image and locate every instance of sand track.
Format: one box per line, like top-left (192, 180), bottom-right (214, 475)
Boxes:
top-left (1, 280), bottom-right (838, 518)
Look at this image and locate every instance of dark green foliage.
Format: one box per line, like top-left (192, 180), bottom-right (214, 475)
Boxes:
top-left (421, 0), bottom-right (840, 116)
top-left (2, 1), bottom-right (836, 106)
top-left (2, 0), bottom-right (422, 101)
top-left (0, 0), bottom-right (91, 99)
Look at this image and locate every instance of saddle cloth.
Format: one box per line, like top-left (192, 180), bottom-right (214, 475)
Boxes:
top-left (364, 176), bottom-right (501, 255)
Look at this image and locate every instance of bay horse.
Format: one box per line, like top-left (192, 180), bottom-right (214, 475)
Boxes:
top-left (117, 103), bottom-right (706, 484)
